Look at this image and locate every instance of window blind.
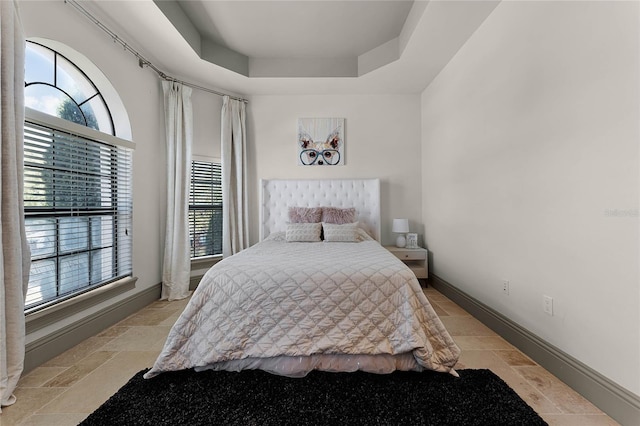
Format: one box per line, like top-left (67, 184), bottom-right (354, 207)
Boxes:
top-left (23, 119), bottom-right (133, 312)
top-left (189, 160), bottom-right (222, 258)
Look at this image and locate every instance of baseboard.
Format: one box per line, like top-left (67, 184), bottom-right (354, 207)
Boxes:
top-left (429, 274), bottom-right (640, 426)
top-left (189, 256), bottom-right (220, 290)
top-left (24, 283), bottom-right (162, 373)
top-left (26, 277), bottom-right (137, 334)
top-left (189, 275), bottom-right (202, 291)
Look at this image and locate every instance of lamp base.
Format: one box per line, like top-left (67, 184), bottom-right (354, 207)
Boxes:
top-left (396, 234), bottom-right (406, 248)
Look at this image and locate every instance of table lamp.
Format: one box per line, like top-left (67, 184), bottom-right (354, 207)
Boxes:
top-left (392, 218), bottom-right (409, 248)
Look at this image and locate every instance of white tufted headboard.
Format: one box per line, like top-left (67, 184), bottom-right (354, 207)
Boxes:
top-left (260, 179), bottom-right (381, 242)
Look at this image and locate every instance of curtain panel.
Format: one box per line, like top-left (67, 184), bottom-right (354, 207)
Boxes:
top-left (221, 96), bottom-right (249, 258)
top-left (0, 0), bottom-right (31, 411)
top-left (161, 81), bottom-right (193, 301)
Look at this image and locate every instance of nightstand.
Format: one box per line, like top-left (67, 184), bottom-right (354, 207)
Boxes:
top-left (385, 246), bottom-right (429, 281)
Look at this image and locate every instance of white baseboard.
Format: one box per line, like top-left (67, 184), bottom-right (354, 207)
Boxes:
top-left (429, 274), bottom-right (640, 426)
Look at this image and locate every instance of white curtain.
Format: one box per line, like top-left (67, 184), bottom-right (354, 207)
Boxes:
top-left (161, 81), bottom-right (193, 300)
top-left (0, 0), bottom-right (30, 412)
top-left (221, 96), bottom-right (249, 257)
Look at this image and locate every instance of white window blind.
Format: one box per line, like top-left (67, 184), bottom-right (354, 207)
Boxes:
top-left (189, 160), bottom-right (222, 258)
top-left (23, 117), bottom-right (133, 312)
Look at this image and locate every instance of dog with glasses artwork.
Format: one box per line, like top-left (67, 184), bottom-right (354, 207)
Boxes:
top-left (298, 117), bottom-right (344, 166)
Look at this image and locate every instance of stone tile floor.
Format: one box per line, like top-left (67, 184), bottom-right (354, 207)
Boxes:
top-left (2, 287), bottom-right (619, 425)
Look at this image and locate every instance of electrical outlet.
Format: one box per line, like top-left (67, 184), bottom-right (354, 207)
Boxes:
top-left (502, 280), bottom-right (509, 295)
top-left (543, 295), bottom-right (553, 316)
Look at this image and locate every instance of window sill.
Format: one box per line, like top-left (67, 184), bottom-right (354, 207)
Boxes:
top-left (26, 276), bottom-right (137, 334)
top-left (191, 254), bottom-right (222, 270)
top-left (190, 255), bottom-right (222, 291)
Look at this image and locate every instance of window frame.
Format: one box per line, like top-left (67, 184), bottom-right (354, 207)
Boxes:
top-left (189, 155), bottom-right (223, 260)
top-left (23, 107), bottom-right (134, 315)
top-left (24, 40), bottom-right (116, 136)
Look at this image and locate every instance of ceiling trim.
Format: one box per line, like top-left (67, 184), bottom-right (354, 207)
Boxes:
top-left (153, 0), bottom-right (249, 76)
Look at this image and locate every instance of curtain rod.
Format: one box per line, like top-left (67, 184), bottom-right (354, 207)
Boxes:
top-left (64, 0), bottom-right (248, 104)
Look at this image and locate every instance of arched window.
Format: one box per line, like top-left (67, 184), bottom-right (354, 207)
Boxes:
top-left (25, 40), bottom-right (115, 135)
top-left (23, 40), bottom-right (134, 312)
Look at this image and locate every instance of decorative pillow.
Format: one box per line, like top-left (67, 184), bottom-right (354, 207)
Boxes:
top-left (264, 231), bottom-right (286, 241)
top-left (286, 222), bottom-right (322, 242)
top-left (288, 206), bottom-right (323, 223)
top-left (322, 222), bottom-right (359, 242)
top-left (321, 207), bottom-right (356, 224)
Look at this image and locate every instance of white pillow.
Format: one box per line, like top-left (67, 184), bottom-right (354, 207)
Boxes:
top-left (355, 227), bottom-right (374, 242)
top-left (264, 231), bottom-right (286, 241)
top-left (286, 222), bottom-right (322, 242)
top-left (322, 222), bottom-right (359, 242)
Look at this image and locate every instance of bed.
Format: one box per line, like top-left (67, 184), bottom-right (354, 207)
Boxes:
top-left (144, 179), bottom-right (460, 379)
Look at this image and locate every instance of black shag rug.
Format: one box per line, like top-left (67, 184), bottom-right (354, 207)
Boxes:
top-left (80, 368), bottom-right (547, 426)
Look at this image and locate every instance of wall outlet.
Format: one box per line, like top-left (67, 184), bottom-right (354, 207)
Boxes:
top-left (543, 295), bottom-right (553, 316)
top-left (502, 280), bottom-right (510, 295)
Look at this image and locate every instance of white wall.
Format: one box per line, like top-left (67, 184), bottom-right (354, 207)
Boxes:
top-left (20, 1), bottom-right (167, 339)
top-left (22, 1), bottom-right (638, 399)
top-left (247, 94), bottom-right (422, 246)
top-left (19, 1), bottom-right (230, 346)
top-left (192, 91), bottom-right (222, 159)
top-left (421, 1), bottom-right (639, 396)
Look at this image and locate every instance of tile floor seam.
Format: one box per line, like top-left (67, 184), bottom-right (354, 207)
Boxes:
top-left (32, 386), bottom-right (74, 416)
top-left (31, 350), bottom-right (124, 417)
top-left (509, 362), bottom-right (569, 415)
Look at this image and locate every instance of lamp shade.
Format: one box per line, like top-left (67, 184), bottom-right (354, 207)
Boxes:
top-left (392, 218), bottom-right (409, 233)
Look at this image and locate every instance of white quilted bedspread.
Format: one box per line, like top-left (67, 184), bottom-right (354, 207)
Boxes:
top-left (144, 240), bottom-right (460, 379)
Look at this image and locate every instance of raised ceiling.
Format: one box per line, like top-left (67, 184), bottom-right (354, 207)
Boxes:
top-left (86, 0), bottom-right (501, 97)
top-left (154, 0), bottom-right (417, 77)
top-left (179, 1), bottom-right (413, 59)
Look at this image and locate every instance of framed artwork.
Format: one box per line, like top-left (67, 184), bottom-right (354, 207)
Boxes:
top-left (406, 233), bottom-right (418, 249)
top-left (297, 118), bottom-right (344, 166)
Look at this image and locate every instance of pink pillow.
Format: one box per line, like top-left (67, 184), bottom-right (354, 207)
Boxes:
top-left (322, 207), bottom-right (356, 224)
top-left (288, 206), bottom-right (322, 223)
